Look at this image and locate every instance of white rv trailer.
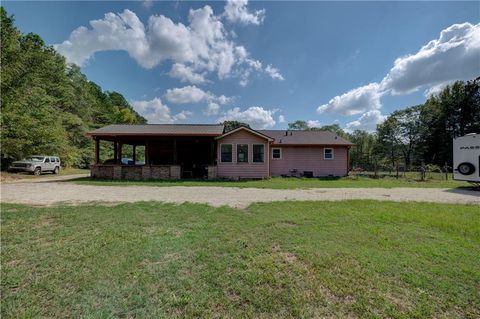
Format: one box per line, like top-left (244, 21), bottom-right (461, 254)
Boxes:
top-left (453, 133), bottom-right (480, 183)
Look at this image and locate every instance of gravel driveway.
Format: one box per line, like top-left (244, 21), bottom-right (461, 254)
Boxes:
top-left (1, 181), bottom-right (479, 207)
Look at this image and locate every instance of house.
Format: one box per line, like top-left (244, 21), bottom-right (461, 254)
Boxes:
top-left (87, 124), bottom-right (353, 180)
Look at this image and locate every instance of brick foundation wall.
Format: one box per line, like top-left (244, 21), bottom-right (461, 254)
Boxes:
top-left (91, 165), bottom-right (182, 180)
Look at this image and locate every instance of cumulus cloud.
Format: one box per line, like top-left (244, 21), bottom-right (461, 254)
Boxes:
top-left (381, 22), bottom-right (480, 95)
top-left (169, 63), bottom-right (208, 84)
top-left (278, 114), bottom-right (286, 123)
top-left (317, 22), bottom-right (479, 131)
top-left (307, 120), bottom-right (321, 128)
top-left (223, 0), bottom-right (265, 25)
top-left (424, 81), bottom-right (451, 97)
top-left (164, 85), bottom-right (233, 106)
top-left (204, 102), bottom-right (221, 116)
top-left (55, 4), bottom-right (281, 86)
top-left (317, 83), bottom-right (383, 116)
top-left (265, 64), bottom-right (285, 81)
top-left (173, 110), bottom-right (194, 121)
top-left (218, 106), bottom-right (276, 129)
top-left (345, 110), bottom-right (386, 132)
top-left (131, 97), bottom-right (193, 123)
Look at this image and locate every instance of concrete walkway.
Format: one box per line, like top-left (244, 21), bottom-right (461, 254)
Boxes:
top-left (1, 181), bottom-right (479, 207)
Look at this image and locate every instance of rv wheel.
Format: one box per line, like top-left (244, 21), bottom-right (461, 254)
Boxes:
top-left (457, 162), bottom-right (475, 175)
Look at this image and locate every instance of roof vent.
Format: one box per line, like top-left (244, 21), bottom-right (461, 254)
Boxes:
top-left (335, 136), bottom-right (338, 139)
top-left (285, 131), bottom-right (288, 136)
top-left (279, 139), bottom-right (282, 143)
top-left (290, 131), bottom-right (292, 136)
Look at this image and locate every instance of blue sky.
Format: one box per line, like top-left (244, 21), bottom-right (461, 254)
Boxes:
top-left (4, 1), bottom-right (479, 130)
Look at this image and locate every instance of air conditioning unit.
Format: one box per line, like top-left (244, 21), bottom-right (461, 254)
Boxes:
top-left (453, 133), bottom-right (480, 183)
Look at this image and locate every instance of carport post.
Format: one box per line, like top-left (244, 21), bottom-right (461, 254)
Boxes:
top-left (113, 141), bottom-right (118, 163)
top-left (118, 143), bottom-right (123, 164)
top-left (133, 145), bottom-right (136, 165)
top-left (95, 138), bottom-right (100, 164)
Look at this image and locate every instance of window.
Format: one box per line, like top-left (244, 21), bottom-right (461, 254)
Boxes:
top-left (44, 158), bottom-right (50, 163)
top-left (220, 144), bottom-right (232, 162)
top-left (50, 157), bottom-right (56, 162)
top-left (237, 144), bottom-right (248, 163)
top-left (324, 148), bottom-right (334, 160)
top-left (272, 148), bottom-right (282, 159)
top-left (253, 144), bottom-right (264, 163)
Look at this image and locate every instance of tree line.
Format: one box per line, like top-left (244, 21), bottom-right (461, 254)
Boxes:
top-left (288, 78), bottom-right (480, 172)
top-left (1, 7), bottom-right (478, 172)
top-left (1, 8), bottom-right (146, 169)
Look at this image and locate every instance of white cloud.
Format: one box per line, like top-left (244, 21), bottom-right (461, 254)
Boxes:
top-left (218, 106), bottom-right (276, 129)
top-left (317, 83), bottom-right (383, 116)
top-left (381, 22), bottom-right (480, 95)
top-left (223, 0), bottom-right (265, 25)
top-left (307, 120), bottom-right (321, 128)
top-left (165, 86), bottom-right (209, 104)
top-left (278, 114), bottom-right (286, 123)
top-left (345, 110), bottom-right (386, 132)
top-left (424, 81), bottom-right (450, 97)
top-left (164, 85), bottom-right (233, 105)
top-left (317, 23), bottom-right (479, 123)
top-left (169, 63), bottom-right (207, 84)
top-left (55, 4), bottom-right (281, 86)
top-left (173, 110), bottom-right (194, 121)
top-left (131, 97), bottom-right (192, 123)
top-left (265, 64), bottom-right (284, 81)
top-left (204, 102), bottom-right (221, 116)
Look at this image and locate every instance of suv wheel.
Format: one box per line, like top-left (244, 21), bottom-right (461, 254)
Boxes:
top-left (33, 167), bottom-right (41, 176)
top-left (53, 166), bottom-right (60, 174)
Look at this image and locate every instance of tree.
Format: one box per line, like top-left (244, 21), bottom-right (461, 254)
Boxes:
top-left (288, 120), bottom-right (309, 130)
top-left (348, 130), bottom-right (377, 170)
top-left (0, 7), bottom-right (146, 168)
top-left (222, 120), bottom-right (250, 132)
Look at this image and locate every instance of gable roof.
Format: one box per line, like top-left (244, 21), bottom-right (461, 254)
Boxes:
top-left (258, 130), bottom-right (353, 146)
top-left (87, 124), bottom-right (225, 137)
top-left (215, 126), bottom-right (274, 141)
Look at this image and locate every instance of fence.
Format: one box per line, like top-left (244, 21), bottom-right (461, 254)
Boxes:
top-left (350, 163), bottom-right (451, 181)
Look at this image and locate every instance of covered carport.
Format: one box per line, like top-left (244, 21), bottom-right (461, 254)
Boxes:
top-left (87, 124), bottom-right (224, 180)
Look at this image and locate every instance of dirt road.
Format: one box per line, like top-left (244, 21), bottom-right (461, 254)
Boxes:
top-left (1, 181), bottom-right (478, 207)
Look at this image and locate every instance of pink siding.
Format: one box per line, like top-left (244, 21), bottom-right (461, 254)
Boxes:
top-left (269, 146), bottom-right (349, 177)
top-left (217, 130), bottom-right (269, 179)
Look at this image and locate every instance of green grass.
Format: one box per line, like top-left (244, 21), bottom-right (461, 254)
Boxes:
top-left (75, 175), bottom-right (471, 189)
top-left (2, 200), bottom-right (479, 318)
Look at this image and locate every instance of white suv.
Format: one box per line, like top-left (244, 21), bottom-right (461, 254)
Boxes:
top-left (8, 156), bottom-right (61, 175)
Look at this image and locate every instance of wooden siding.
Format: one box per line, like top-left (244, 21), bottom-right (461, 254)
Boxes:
top-left (216, 130), bottom-right (269, 179)
top-left (269, 146), bottom-right (349, 177)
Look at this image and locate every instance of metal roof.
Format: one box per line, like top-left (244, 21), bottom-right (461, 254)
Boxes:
top-left (88, 124), bottom-right (225, 137)
top-left (259, 130), bottom-right (353, 146)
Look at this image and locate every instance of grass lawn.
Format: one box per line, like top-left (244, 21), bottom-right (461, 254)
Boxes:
top-left (2, 200), bottom-right (479, 318)
top-left (75, 175), bottom-right (471, 189)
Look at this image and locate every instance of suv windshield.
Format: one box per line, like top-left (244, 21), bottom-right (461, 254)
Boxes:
top-left (24, 156), bottom-right (45, 162)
